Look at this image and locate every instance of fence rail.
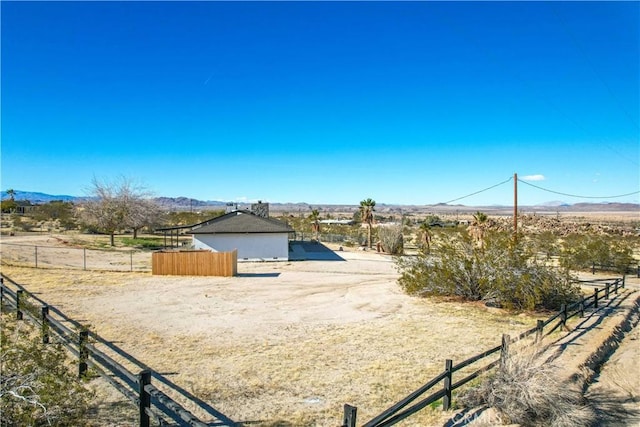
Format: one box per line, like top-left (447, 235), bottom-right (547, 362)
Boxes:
top-left (0, 274), bottom-right (237, 427)
top-left (591, 262), bottom-right (640, 277)
top-left (343, 277), bottom-right (627, 427)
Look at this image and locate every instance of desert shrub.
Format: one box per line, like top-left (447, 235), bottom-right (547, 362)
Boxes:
top-left (377, 224), bottom-right (404, 255)
top-left (559, 234), bottom-right (635, 274)
top-left (120, 237), bottom-right (164, 249)
top-left (531, 231), bottom-right (561, 260)
top-left (1, 314), bottom-right (93, 426)
top-left (458, 350), bottom-right (595, 427)
top-left (396, 231), bottom-right (580, 310)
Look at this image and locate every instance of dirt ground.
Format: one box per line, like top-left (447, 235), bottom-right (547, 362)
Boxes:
top-left (1, 233), bottom-right (639, 426)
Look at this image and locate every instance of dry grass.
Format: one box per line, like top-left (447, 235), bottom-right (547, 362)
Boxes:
top-left (458, 348), bottom-right (597, 427)
top-left (0, 254), bottom-right (548, 426)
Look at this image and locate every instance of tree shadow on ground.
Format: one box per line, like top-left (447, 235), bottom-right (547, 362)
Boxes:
top-left (586, 388), bottom-right (640, 426)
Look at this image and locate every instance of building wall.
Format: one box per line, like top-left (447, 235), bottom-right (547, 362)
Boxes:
top-left (193, 233), bottom-right (289, 261)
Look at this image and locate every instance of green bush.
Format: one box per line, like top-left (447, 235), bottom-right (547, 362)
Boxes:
top-left (1, 314), bottom-right (93, 426)
top-left (396, 231), bottom-right (580, 311)
top-left (559, 234), bottom-right (635, 274)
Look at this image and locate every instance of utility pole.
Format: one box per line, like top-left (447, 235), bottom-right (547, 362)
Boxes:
top-left (513, 173), bottom-right (518, 240)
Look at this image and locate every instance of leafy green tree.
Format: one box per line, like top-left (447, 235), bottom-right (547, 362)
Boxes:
top-left (33, 201), bottom-right (77, 229)
top-left (359, 198), bottom-right (376, 248)
top-left (1, 199), bottom-right (18, 213)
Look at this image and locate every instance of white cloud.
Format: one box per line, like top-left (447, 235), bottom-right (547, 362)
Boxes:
top-left (521, 174), bottom-right (545, 181)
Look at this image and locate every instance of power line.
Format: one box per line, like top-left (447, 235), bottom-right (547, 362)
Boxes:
top-left (441, 176), bottom-right (513, 205)
top-left (517, 178), bottom-right (640, 199)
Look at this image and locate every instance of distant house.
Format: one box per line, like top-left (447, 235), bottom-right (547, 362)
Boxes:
top-left (191, 210), bottom-right (294, 261)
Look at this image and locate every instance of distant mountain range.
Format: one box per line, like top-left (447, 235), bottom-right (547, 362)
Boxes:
top-left (2, 190), bottom-right (638, 213)
top-left (1, 190), bottom-right (78, 203)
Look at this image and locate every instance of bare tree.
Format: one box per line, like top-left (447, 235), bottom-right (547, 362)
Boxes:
top-left (118, 179), bottom-right (161, 239)
top-left (82, 177), bottom-right (160, 245)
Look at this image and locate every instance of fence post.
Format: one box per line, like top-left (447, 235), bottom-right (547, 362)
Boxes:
top-left (0, 277), bottom-right (4, 307)
top-left (79, 329), bottom-right (89, 379)
top-left (139, 370), bottom-right (151, 427)
top-left (614, 280), bottom-right (619, 295)
top-left (343, 404), bottom-right (357, 427)
top-left (592, 263), bottom-right (595, 274)
top-left (41, 305), bottom-right (50, 344)
top-left (130, 252), bottom-right (133, 272)
top-left (35, 246), bottom-right (38, 268)
top-left (16, 289), bottom-right (23, 320)
top-left (501, 334), bottom-right (510, 367)
top-left (579, 297), bottom-right (585, 318)
top-left (605, 283), bottom-right (610, 300)
top-left (535, 319), bottom-right (544, 343)
top-left (443, 359), bottom-right (453, 411)
top-left (594, 288), bottom-right (599, 309)
top-left (83, 248), bottom-right (87, 271)
top-left (560, 304), bottom-right (567, 330)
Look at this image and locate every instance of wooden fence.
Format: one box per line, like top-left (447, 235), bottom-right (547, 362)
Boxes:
top-left (342, 277), bottom-right (628, 427)
top-left (0, 274), bottom-right (238, 427)
top-left (152, 249), bottom-right (237, 276)
top-left (1, 270), bottom-right (629, 427)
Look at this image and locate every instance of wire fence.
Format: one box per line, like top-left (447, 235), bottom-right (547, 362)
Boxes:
top-left (0, 243), bottom-right (151, 272)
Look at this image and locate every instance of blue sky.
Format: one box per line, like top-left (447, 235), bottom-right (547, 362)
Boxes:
top-left (2, 1), bottom-right (638, 206)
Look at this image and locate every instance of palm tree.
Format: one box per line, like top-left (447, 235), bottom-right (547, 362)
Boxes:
top-left (469, 211), bottom-right (489, 248)
top-left (359, 198), bottom-right (376, 248)
top-left (472, 211), bottom-right (488, 224)
top-left (6, 189), bottom-right (16, 201)
top-left (419, 221), bottom-right (432, 254)
top-left (309, 209), bottom-right (321, 242)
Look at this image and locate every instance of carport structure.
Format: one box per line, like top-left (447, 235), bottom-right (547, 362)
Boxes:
top-left (155, 223), bottom-right (194, 249)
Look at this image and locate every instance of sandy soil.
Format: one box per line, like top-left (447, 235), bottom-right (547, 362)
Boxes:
top-left (585, 310), bottom-right (640, 426)
top-left (2, 233), bottom-right (639, 426)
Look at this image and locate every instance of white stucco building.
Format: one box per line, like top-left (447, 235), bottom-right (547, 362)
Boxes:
top-left (190, 210), bottom-right (294, 261)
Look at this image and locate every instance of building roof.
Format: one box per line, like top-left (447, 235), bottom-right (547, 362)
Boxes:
top-left (190, 211), bottom-right (294, 234)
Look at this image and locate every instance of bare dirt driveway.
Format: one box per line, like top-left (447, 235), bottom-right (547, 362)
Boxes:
top-left (0, 238), bottom-right (552, 426)
top-left (2, 234), bottom-right (639, 426)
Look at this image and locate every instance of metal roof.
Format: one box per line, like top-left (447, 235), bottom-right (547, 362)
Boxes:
top-left (190, 211), bottom-right (294, 234)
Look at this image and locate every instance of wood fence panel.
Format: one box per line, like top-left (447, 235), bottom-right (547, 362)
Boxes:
top-left (152, 250), bottom-right (237, 276)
